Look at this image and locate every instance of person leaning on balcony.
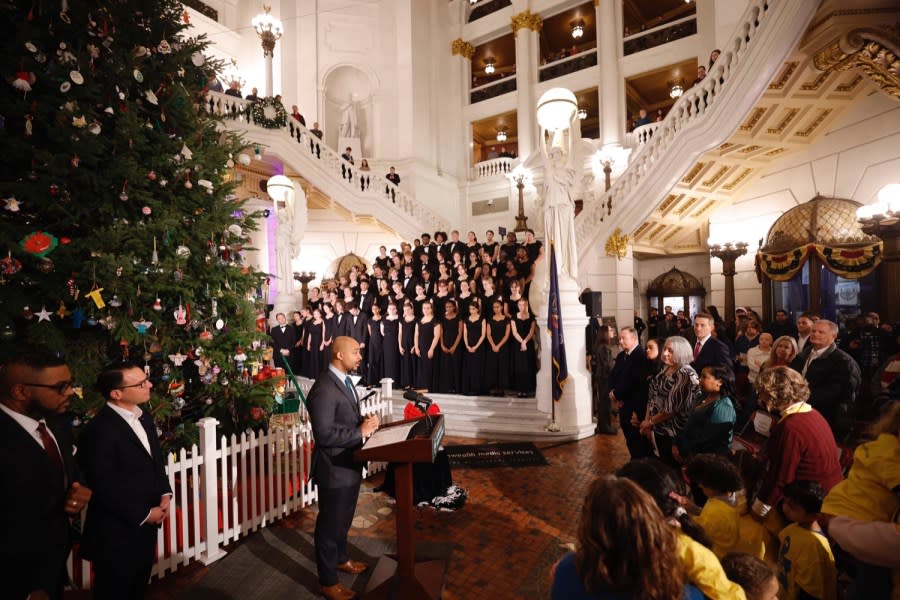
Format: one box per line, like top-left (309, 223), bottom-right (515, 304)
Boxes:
top-left (0, 350), bottom-right (92, 600)
top-left (77, 361), bottom-right (172, 600)
top-left (224, 80), bottom-right (242, 98)
top-left (290, 105), bottom-right (305, 126)
top-left (244, 87), bottom-right (259, 102)
top-left (385, 166), bottom-right (400, 202)
top-left (635, 108), bottom-right (652, 127)
top-left (310, 122), bottom-right (323, 139)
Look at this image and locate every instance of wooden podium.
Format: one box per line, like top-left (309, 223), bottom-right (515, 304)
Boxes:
top-left (354, 414), bottom-right (447, 599)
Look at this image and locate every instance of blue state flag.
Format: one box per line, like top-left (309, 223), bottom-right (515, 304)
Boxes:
top-left (547, 243), bottom-right (569, 401)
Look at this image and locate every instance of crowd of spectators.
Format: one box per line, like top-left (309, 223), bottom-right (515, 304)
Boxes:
top-left (270, 229), bottom-right (545, 397)
top-left (583, 301), bottom-right (900, 598)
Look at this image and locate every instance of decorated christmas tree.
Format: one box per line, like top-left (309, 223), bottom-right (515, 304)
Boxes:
top-left (0, 0), bottom-right (277, 449)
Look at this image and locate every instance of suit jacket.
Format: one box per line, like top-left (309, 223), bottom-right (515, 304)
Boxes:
top-left (270, 324), bottom-right (299, 357)
top-left (307, 370), bottom-right (364, 488)
top-left (790, 344), bottom-right (861, 436)
top-left (691, 336), bottom-right (732, 373)
top-left (608, 344), bottom-right (647, 413)
top-left (334, 312), bottom-right (351, 337)
top-left (0, 410), bottom-right (80, 599)
top-left (346, 313), bottom-right (369, 346)
top-left (357, 290), bottom-right (375, 315)
top-left (78, 405), bottom-right (172, 564)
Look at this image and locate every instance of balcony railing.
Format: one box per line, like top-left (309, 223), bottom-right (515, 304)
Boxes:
top-left (467, 0), bottom-right (511, 23)
top-left (623, 15), bottom-right (697, 56)
top-left (470, 76), bottom-right (517, 104)
top-left (538, 48), bottom-right (598, 83)
top-left (627, 122), bottom-right (661, 149)
top-left (472, 157), bottom-right (515, 179)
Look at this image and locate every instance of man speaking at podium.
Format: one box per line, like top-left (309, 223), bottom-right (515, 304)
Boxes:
top-left (308, 336), bottom-right (380, 600)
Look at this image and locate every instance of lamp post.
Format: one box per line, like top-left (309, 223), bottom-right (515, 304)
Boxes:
top-left (857, 183), bottom-right (900, 323)
top-left (293, 272), bottom-right (317, 306)
top-left (508, 166), bottom-right (530, 232)
top-left (252, 5), bottom-right (283, 97)
top-left (709, 241), bottom-right (749, 321)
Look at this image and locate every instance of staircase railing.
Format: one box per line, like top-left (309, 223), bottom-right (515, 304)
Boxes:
top-left (575, 0), bottom-right (820, 265)
top-left (205, 93), bottom-right (451, 239)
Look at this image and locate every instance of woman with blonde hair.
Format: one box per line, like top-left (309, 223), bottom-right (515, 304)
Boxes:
top-left (551, 475), bottom-right (702, 599)
top-left (762, 335), bottom-right (799, 371)
top-left (750, 366), bottom-right (843, 519)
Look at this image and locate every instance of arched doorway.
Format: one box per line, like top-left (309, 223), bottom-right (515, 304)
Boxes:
top-left (646, 267), bottom-right (707, 320)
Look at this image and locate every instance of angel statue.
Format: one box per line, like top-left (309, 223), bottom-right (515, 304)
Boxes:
top-left (275, 182), bottom-right (307, 293)
top-left (539, 111), bottom-right (580, 279)
top-left (339, 96), bottom-right (359, 138)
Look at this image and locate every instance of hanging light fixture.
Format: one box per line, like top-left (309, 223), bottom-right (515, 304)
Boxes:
top-left (496, 128), bottom-right (507, 142)
top-left (484, 58), bottom-right (495, 75)
top-left (669, 83), bottom-right (684, 99)
top-left (470, 0), bottom-right (478, 4)
top-left (571, 22), bottom-right (584, 39)
top-left (577, 107), bottom-right (588, 120)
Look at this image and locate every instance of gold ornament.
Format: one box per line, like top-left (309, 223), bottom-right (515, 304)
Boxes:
top-left (605, 228), bottom-right (631, 260)
top-left (511, 11), bottom-right (542, 34)
top-left (450, 38), bottom-right (475, 59)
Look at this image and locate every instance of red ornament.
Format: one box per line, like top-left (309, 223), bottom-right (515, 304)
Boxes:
top-left (20, 231), bottom-right (59, 257)
top-left (59, 237), bottom-right (72, 245)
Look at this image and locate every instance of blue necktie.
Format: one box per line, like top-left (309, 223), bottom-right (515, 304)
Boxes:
top-left (344, 376), bottom-right (357, 401)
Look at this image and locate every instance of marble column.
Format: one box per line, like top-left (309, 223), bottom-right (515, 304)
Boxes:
top-left (451, 38), bottom-right (475, 180)
top-left (512, 11), bottom-right (542, 160)
top-left (595, 0), bottom-right (625, 148)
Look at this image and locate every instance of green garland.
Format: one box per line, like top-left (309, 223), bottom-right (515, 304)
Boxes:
top-left (250, 97), bottom-right (288, 129)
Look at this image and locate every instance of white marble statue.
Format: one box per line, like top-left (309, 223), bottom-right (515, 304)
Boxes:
top-left (275, 183), bottom-right (307, 292)
top-left (540, 118), bottom-right (580, 279)
top-left (339, 97), bottom-right (359, 138)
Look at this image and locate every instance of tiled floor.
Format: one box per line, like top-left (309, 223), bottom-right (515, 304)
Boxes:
top-left (145, 431), bottom-right (631, 599)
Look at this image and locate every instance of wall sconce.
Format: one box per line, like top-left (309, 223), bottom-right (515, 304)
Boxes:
top-left (571, 22), bottom-right (584, 39)
top-left (484, 58), bottom-right (495, 75)
top-left (669, 83), bottom-right (684, 99)
top-left (496, 128), bottom-right (507, 142)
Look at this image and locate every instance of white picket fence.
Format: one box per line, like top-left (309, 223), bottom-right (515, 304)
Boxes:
top-left (66, 386), bottom-right (392, 590)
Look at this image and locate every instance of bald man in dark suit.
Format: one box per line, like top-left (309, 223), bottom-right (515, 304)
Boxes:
top-left (308, 337), bottom-right (380, 600)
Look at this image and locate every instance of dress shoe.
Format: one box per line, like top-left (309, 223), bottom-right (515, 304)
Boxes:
top-left (320, 582), bottom-right (356, 600)
top-left (337, 559), bottom-right (368, 574)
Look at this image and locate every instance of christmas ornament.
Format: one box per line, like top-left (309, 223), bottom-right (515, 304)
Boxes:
top-left (70, 155), bottom-right (80, 168)
top-left (191, 52), bottom-right (205, 66)
top-left (89, 121), bottom-right (101, 135)
top-left (85, 286), bottom-right (105, 309)
top-left (72, 115), bottom-right (87, 127)
top-left (133, 69), bottom-right (143, 83)
top-left (142, 206), bottom-right (151, 215)
top-left (3, 196), bottom-right (21, 211)
top-left (152, 297), bottom-right (162, 311)
top-left (0, 253), bottom-right (22, 275)
top-left (198, 329), bottom-right (213, 341)
top-left (145, 90), bottom-right (158, 105)
top-left (168, 352), bottom-right (187, 366)
top-left (172, 396), bottom-right (185, 410)
top-left (71, 307), bottom-right (84, 329)
top-left (69, 70), bottom-right (83, 85)
top-left (22, 306), bottom-right (34, 320)
top-left (151, 237), bottom-right (159, 265)
top-left (60, 82), bottom-right (71, 93)
top-left (198, 179), bottom-right (213, 193)
top-left (180, 144), bottom-right (192, 160)
top-left (132, 319), bottom-right (152, 334)
top-left (67, 276), bottom-right (79, 299)
top-left (56, 302), bottom-right (67, 318)
top-left (20, 231), bottom-right (59, 257)
top-left (109, 295), bottom-right (122, 307)
top-left (12, 71), bottom-right (33, 94)
top-left (157, 39), bottom-right (172, 54)
top-left (119, 339), bottom-right (130, 358)
top-left (175, 245), bottom-right (190, 258)
top-left (0, 324), bottom-right (14, 341)
top-left (37, 258), bottom-right (54, 273)
top-left (147, 170), bottom-right (157, 181)
top-left (36, 306), bottom-right (51, 322)
top-left (168, 380), bottom-right (185, 398)
top-left (238, 153), bottom-right (251, 166)
top-left (173, 304), bottom-right (187, 325)
top-left (119, 179), bottom-right (129, 201)
top-left (215, 318), bottom-right (224, 330)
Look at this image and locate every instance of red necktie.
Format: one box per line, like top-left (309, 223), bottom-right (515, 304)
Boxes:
top-left (693, 341), bottom-right (702, 361)
top-left (37, 422), bottom-right (64, 473)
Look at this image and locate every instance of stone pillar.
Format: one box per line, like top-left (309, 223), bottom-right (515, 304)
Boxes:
top-left (511, 11), bottom-right (542, 160)
top-left (586, 240), bottom-right (636, 345)
top-left (451, 38), bottom-right (475, 179)
top-left (595, 0), bottom-right (625, 147)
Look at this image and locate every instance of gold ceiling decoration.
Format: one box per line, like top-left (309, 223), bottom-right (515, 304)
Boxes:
top-left (813, 26), bottom-right (900, 100)
top-left (605, 228), bottom-right (630, 260)
top-left (451, 38), bottom-right (475, 59)
top-left (511, 11), bottom-right (542, 34)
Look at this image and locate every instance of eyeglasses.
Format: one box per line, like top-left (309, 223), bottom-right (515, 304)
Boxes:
top-left (116, 377), bottom-right (151, 390)
top-left (22, 381), bottom-right (75, 395)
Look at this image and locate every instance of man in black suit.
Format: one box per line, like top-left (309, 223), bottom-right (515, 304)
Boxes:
top-left (346, 303), bottom-right (369, 384)
top-left (0, 351), bottom-right (92, 600)
top-left (357, 279), bottom-right (375, 316)
top-left (308, 337), bottom-right (380, 600)
top-left (78, 361), bottom-right (173, 599)
top-left (790, 319), bottom-right (861, 441)
top-left (690, 312), bottom-right (732, 374)
top-left (608, 327), bottom-right (651, 458)
top-left (270, 312), bottom-right (299, 369)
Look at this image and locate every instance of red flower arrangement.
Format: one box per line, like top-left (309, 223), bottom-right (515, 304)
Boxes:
top-left (403, 402), bottom-right (441, 420)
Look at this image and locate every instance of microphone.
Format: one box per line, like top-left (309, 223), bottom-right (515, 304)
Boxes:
top-left (359, 390), bottom-right (378, 403)
top-left (402, 389), bottom-right (432, 407)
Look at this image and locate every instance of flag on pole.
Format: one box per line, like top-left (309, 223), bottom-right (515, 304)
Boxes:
top-left (547, 243), bottom-right (569, 401)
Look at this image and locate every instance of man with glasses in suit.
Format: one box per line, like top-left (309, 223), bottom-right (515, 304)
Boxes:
top-left (78, 361), bottom-right (172, 599)
top-left (0, 350), bottom-right (91, 600)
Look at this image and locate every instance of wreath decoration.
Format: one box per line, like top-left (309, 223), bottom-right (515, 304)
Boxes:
top-left (250, 97), bottom-right (288, 129)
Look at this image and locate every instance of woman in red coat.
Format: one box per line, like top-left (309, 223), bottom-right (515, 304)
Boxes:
top-left (750, 366), bottom-right (844, 519)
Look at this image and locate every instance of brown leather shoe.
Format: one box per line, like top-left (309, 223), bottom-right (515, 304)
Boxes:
top-left (337, 559), bottom-right (368, 574)
top-left (319, 582), bottom-right (356, 600)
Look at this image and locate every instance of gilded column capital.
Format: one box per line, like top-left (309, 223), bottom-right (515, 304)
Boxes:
top-left (813, 25), bottom-right (900, 100)
top-left (451, 38), bottom-right (475, 59)
top-left (605, 228), bottom-right (631, 260)
top-left (511, 10), bottom-right (542, 34)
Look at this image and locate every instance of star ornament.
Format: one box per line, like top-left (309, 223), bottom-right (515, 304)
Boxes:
top-left (36, 305), bottom-right (52, 322)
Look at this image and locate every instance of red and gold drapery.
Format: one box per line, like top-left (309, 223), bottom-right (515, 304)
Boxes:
top-left (756, 241), bottom-right (883, 281)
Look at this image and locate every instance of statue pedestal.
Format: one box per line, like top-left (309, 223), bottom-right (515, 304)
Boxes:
top-left (338, 137), bottom-right (362, 161)
top-left (531, 261), bottom-right (594, 438)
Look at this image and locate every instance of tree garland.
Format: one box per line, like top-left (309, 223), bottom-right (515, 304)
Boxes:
top-left (250, 97), bottom-right (288, 129)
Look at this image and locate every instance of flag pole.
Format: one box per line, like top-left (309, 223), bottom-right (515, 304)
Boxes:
top-left (546, 241), bottom-right (562, 432)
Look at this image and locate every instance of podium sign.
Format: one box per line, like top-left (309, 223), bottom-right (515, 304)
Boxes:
top-left (354, 415), bottom-right (447, 599)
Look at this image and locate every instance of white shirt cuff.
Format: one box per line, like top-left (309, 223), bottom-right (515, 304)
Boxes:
top-left (752, 498), bottom-right (771, 517)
